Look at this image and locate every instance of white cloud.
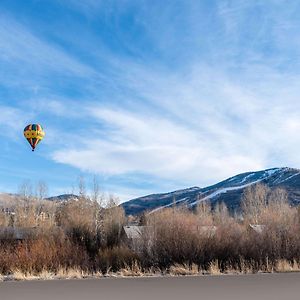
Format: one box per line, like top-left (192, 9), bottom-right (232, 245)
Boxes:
top-left (0, 14), bottom-right (96, 91)
top-left (50, 57), bottom-right (300, 192)
top-left (2, 1), bottom-right (300, 200)
top-left (0, 105), bottom-right (32, 140)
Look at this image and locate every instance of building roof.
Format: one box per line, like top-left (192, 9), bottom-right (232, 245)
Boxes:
top-left (0, 227), bottom-right (37, 240)
top-left (122, 226), bottom-right (146, 239)
top-left (249, 224), bottom-right (266, 234)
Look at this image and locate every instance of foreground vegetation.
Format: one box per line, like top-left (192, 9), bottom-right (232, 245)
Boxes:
top-left (0, 182), bottom-right (300, 280)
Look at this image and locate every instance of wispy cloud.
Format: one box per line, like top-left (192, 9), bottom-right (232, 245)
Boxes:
top-left (0, 105), bottom-right (32, 140)
top-left (0, 14), bottom-right (93, 75)
top-left (1, 1), bottom-right (300, 200)
top-left (51, 57), bottom-right (300, 193)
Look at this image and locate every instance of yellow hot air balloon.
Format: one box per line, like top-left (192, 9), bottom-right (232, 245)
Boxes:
top-left (23, 124), bottom-right (45, 151)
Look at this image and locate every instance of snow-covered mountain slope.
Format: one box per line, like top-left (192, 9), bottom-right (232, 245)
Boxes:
top-left (122, 167), bottom-right (300, 215)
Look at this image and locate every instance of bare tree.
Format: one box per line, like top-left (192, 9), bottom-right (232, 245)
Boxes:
top-left (15, 180), bottom-right (37, 227)
top-left (213, 202), bottom-right (229, 225)
top-left (103, 195), bottom-right (125, 247)
top-left (196, 198), bottom-right (213, 225)
top-left (261, 188), bottom-right (295, 225)
top-left (91, 176), bottom-right (100, 202)
top-left (78, 175), bottom-right (86, 199)
top-left (56, 198), bottom-right (95, 230)
top-left (36, 181), bottom-right (48, 201)
top-left (19, 180), bottom-right (33, 207)
top-left (241, 183), bottom-right (269, 224)
top-left (268, 188), bottom-right (288, 207)
top-left (91, 175), bottom-right (104, 238)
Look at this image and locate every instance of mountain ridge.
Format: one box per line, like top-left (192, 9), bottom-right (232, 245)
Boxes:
top-left (121, 167), bottom-right (300, 215)
top-left (1, 167), bottom-right (300, 215)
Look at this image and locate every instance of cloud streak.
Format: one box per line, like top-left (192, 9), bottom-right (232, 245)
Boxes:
top-left (51, 58), bottom-right (300, 195)
top-left (1, 1), bottom-right (300, 200)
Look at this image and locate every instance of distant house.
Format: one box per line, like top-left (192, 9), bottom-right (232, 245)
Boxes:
top-left (121, 224), bottom-right (218, 252)
top-left (1, 207), bottom-right (15, 215)
top-left (121, 225), bottom-right (145, 240)
top-left (0, 227), bottom-right (38, 241)
top-left (121, 225), bottom-right (148, 252)
top-left (248, 224), bottom-right (266, 235)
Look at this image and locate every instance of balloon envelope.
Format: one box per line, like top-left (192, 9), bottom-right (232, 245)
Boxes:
top-left (23, 124), bottom-right (45, 151)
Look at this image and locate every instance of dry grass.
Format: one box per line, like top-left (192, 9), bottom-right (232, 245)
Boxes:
top-left (11, 268), bottom-right (92, 281)
top-left (56, 267), bottom-right (88, 279)
top-left (223, 266), bottom-right (241, 275)
top-left (93, 271), bottom-right (103, 278)
top-left (236, 259), bottom-right (254, 274)
top-left (38, 269), bottom-right (55, 280)
top-left (208, 260), bottom-right (221, 275)
top-left (169, 264), bottom-right (199, 276)
top-left (275, 260), bottom-right (300, 273)
top-left (146, 266), bottom-right (162, 276)
top-left (12, 269), bottom-right (38, 281)
top-left (5, 261), bottom-right (300, 282)
top-left (118, 261), bottom-right (143, 277)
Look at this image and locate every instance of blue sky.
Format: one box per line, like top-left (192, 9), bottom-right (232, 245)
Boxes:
top-left (1, 0), bottom-right (300, 201)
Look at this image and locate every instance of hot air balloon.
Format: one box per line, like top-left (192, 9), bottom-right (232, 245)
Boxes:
top-left (23, 124), bottom-right (45, 151)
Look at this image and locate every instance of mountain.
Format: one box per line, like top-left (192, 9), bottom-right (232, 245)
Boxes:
top-left (0, 193), bottom-right (20, 208)
top-left (2, 167), bottom-right (300, 215)
top-left (0, 193), bottom-right (80, 208)
top-left (122, 167), bottom-right (300, 215)
top-left (46, 194), bottom-right (80, 202)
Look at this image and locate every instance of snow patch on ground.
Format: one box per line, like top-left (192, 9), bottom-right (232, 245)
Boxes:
top-left (277, 172), bottom-right (300, 184)
top-left (188, 180), bottom-right (262, 207)
top-left (147, 167), bottom-right (291, 214)
top-left (264, 168), bottom-right (281, 177)
top-left (149, 197), bottom-right (189, 214)
top-left (240, 173), bottom-right (255, 184)
top-left (189, 169), bottom-right (283, 207)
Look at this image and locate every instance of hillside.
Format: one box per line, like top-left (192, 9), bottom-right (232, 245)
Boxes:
top-left (122, 167), bottom-right (300, 215)
top-left (2, 167), bottom-right (300, 216)
top-left (0, 193), bottom-right (79, 209)
top-left (0, 193), bottom-right (19, 208)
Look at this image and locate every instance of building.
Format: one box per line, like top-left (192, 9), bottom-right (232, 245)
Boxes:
top-left (0, 227), bottom-right (38, 241)
top-left (121, 225), bottom-right (148, 252)
top-left (248, 224), bottom-right (266, 234)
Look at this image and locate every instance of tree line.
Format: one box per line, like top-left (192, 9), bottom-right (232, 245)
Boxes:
top-left (0, 182), bottom-right (300, 276)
